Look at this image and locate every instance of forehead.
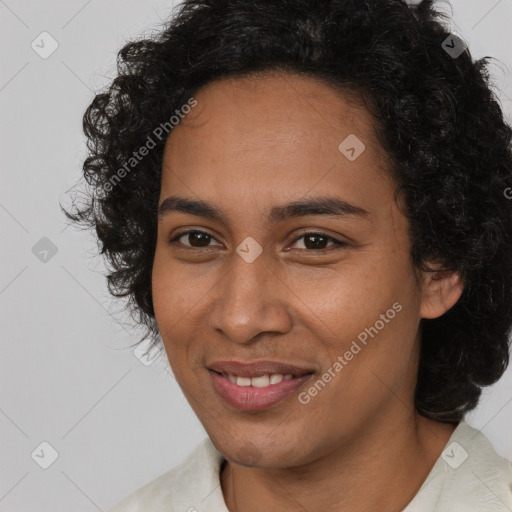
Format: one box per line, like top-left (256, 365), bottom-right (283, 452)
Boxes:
top-left (160, 71), bottom-right (395, 217)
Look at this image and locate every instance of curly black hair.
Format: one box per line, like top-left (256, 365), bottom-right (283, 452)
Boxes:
top-left (62, 0), bottom-right (512, 423)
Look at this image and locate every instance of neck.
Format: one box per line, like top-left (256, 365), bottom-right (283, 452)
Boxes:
top-left (220, 412), bottom-right (457, 512)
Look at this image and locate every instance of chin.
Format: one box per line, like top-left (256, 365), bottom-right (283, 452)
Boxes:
top-left (216, 434), bottom-right (303, 469)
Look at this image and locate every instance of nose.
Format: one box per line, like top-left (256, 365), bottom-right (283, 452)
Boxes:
top-left (208, 251), bottom-right (293, 345)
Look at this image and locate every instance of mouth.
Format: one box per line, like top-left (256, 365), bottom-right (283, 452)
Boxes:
top-left (208, 369), bottom-right (313, 388)
top-left (207, 360), bottom-right (315, 411)
top-left (207, 360), bottom-right (315, 379)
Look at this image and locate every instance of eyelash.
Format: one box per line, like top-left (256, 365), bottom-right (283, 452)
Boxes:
top-left (168, 230), bottom-right (347, 253)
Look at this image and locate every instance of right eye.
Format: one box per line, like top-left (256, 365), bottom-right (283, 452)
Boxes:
top-left (168, 230), bottom-right (222, 249)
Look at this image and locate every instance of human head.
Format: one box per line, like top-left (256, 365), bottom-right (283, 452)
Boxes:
top-left (63, 0), bottom-right (512, 435)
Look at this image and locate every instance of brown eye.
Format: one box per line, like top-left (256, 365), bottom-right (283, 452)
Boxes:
top-left (168, 230), bottom-right (346, 252)
top-left (170, 230), bottom-right (221, 248)
top-left (289, 232), bottom-right (346, 252)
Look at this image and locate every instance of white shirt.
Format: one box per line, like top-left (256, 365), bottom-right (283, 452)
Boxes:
top-left (106, 420), bottom-right (512, 511)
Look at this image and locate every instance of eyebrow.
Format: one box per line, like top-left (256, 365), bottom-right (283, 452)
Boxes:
top-left (158, 195), bottom-right (371, 224)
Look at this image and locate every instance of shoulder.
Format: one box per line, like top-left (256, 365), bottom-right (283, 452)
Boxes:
top-left (442, 421), bottom-right (512, 509)
top-left (405, 421), bottom-right (512, 512)
top-left (105, 437), bottom-right (227, 512)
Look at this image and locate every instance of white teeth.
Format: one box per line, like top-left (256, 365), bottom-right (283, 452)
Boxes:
top-left (251, 375), bottom-right (270, 387)
top-left (270, 374), bottom-right (283, 384)
top-left (236, 376), bottom-right (252, 387)
top-left (226, 373), bottom-right (295, 387)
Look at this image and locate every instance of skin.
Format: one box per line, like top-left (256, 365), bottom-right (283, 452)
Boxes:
top-left (151, 70), bottom-right (464, 512)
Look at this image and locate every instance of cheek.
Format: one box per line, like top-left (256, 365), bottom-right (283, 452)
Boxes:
top-left (151, 253), bottom-right (210, 370)
top-left (307, 259), bottom-right (420, 361)
top-left (151, 254), bottom-right (190, 354)
top-left (304, 300), bottom-right (420, 431)
top-left (151, 248), bottom-right (196, 320)
top-left (302, 262), bottom-right (389, 326)
top-left (151, 257), bottom-right (173, 327)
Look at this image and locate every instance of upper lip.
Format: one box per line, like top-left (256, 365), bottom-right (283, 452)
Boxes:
top-left (207, 360), bottom-right (315, 378)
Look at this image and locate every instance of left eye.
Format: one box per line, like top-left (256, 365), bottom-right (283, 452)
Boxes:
top-left (169, 230), bottom-right (346, 252)
top-left (289, 232), bottom-right (346, 251)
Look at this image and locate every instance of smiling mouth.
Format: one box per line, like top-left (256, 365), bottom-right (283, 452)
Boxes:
top-left (210, 370), bottom-right (314, 388)
top-left (208, 369), bottom-right (315, 411)
top-left (207, 359), bottom-right (316, 378)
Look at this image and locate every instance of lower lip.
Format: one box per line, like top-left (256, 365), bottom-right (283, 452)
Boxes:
top-left (208, 370), bottom-right (314, 411)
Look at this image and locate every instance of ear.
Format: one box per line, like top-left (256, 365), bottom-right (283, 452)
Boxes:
top-left (419, 266), bottom-right (464, 319)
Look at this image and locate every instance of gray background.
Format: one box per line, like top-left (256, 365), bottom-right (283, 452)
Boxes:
top-left (1, 0), bottom-right (511, 510)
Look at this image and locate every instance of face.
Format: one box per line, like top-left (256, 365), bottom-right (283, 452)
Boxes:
top-left (151, 71), bottom-right (447, 468)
